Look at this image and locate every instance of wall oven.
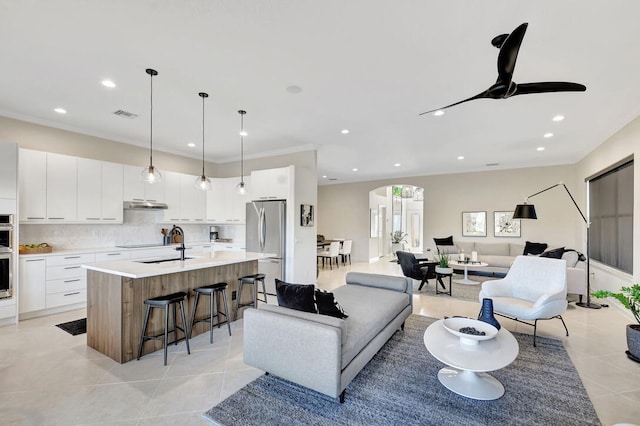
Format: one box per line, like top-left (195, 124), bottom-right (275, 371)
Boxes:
top-left (0, 214), bottom-right (14, 253)
top-left (0, 253), bottom-right (12, 299)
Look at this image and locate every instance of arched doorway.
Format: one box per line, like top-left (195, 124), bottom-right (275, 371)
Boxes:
top-left (369, 184), bottom-right (424, 260)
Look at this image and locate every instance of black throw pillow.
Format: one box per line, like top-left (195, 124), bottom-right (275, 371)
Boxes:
top-left (540, 247), bottom-right (565, 259)
top-left (433, 236), bottom-right (454, 246)
top-left (275, 279), bottom-right (316, 313)
top-left (315, 289), bottom-right (348, 319)
top-left (523, 241), bottom-right (548, 255)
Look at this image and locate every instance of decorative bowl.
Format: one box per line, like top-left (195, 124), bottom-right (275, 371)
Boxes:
top-left (442, 317), bottom-right (498, 345)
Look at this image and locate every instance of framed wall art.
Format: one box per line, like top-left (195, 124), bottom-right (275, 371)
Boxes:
top-left (461, 211), bottom-right (487, 237)
top-left (300, 204), bottom-right (314, 227)
top-left (494, 211), bottom-right (521, 237)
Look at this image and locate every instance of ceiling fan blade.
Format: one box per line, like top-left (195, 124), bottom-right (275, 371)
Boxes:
top-left (419, 90), bottom-right (491, 116)
top-left (513, 82), bottom-right (587, 96)
top-left (497, 23), bottom-right (528, 83)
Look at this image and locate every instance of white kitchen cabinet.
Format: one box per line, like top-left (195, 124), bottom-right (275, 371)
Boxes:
top-left (250, 166), bottom-right (292, 200)
top-left (46, 153), bottom-right (77, 221)
top-left (164, 172), bottom-right (206, 223)
top-left (45, 253), bottom-right (94, 309)
top-left (18, 257), bottom-right (46, 313)
top-left (123, 165), bottom-right (165, 203)
top-left (101, 162), bottom-right (124, 222)
top-left (94, 250), bottom-right (131, 262)
top-left (186, 243), bottom-right (214, 254)
top-left (0, 141), bottom-right (17, 200)
top-left (77, 158), bottom-right (101, 220)
top-left (19, 149), bottom-right (47, 222)
top-left (213, 242), bottom-right (245, 252)
top-left (206, 176), bottom-right (251, 224)
top-left (128, 246), bottom-right (176, 260)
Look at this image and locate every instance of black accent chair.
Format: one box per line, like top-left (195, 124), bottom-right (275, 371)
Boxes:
top-left (396, 251), bottom-right (439, 291)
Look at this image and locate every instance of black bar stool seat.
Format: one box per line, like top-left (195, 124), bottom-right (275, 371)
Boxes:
top-left (234, 273), bottom-right (267, 320)
top-left (137, 291), bottom-right (191, 366)
top-left (190, 282), bottom-right (232, 344)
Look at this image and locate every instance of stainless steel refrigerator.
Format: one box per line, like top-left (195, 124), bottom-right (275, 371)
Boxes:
top-left (246, 200), bottom-right (286, 300)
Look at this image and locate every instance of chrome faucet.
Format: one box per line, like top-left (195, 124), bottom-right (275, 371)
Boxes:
top-left (170, 225), bottom-right (186, 261)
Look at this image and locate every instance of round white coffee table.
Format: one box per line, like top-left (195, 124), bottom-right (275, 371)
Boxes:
top-left (449, 260), bottom-right (488, 285)
top-left (423, 318), bottom-right (519, 400)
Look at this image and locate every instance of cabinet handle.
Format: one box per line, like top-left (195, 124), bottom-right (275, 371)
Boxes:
top-left (103, 218), bottom-right (116, 221)
top-left (64, 279), bottom-right (81, 283)
top-left (107, 253), bottom-right (122, 256)
top-left (27, 217), bottom-right (45, 220)
top-left (26, 259), bottom-right (45, 262)
top-left (64, 256), bottom-right (81, 259)
top-left (48, 217), bottom-right (65, 220)
top-left (86, 217), bottom-right (100, 220)
top-left (147, 199), bottom-right (157, 202)
top-left (133, 198), bottom-right (144, 201)
top-left (64, 292), bottom-right (80, 296)
top-left (64, 266), bottom-right (81, 270)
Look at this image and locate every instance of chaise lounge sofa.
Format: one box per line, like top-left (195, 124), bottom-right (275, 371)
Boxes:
top-left (243, 272), bottom-right (412, 402)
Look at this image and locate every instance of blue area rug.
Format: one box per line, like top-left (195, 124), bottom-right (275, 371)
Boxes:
top-left (203, 314), bottom-right (600, 425)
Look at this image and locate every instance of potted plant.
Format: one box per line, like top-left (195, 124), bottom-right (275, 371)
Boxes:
top-left (435, 252), bottom-right (453, 275)
top-left (593, 284), bottom-right (640, 362)
top-left (390, 231), bottom-right (408, 256)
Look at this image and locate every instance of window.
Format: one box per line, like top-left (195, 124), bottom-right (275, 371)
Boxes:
top-left (588, 159), bottom-right (633, 273)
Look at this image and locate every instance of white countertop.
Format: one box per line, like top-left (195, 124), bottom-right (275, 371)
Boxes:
top-left (19, 241), bottom-right (243, 257)
top-left (82, 250), bottom-right (267, 279)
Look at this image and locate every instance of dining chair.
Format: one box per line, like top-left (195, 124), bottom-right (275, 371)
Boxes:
top-left (339, 240), bottom-right (352, 265)
top-left (317, 241), bottom-right (341, 269)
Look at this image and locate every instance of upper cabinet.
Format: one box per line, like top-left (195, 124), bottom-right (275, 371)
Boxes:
top-left (20, 149), bottom-right (124, 224)
top-left (163, 171), bottom-right (206, 223)
top-left (19, 149), bottom-right (47, 222)
top-left (250, 166), bottom-right (293, 200)
top-left (0, 141), bottom-right (18, 200)
top-left (206, 176), bottom-right (251, 224)
top-left (77, 159), bottom-right (123, 223)
top-left (123, 165), bottom-right (165, 203)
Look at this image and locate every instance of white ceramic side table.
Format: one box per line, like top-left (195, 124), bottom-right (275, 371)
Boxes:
top-left (424, 318), bottom-right (519, 400)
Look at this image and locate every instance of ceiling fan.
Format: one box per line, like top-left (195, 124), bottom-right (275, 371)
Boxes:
top-left (419, 22), bottom-right (586, 116)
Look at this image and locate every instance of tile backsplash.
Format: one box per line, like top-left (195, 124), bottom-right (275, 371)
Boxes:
top-left (19, 210), bottom-right (245, 249)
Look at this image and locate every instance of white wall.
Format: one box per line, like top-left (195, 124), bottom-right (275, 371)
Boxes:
top-left (575, 115), bottom-right (639, 292)
top-left (318, 165), bottom-right (581, 263)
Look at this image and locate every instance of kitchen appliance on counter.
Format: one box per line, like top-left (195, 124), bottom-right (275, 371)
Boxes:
top-left (246, 200), bottom-right (286, 298)
top-left (209, 226), bottom-right (219, 242)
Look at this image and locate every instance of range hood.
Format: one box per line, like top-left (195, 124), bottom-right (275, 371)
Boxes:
top-left (123, 200), bottom-right (168, 210)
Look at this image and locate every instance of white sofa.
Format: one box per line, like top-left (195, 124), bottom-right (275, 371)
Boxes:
top-left (436, 241), bottom-right (587, 301)
top-left (243, 272), bottom-right (412, 402)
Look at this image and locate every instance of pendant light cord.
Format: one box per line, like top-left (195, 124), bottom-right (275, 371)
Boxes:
top-left (240, 113), bottom-right (244, 181)
top-left (149, 72), bottom-right (153, 167)
top-left (202, 94), bottom-right (205, 176)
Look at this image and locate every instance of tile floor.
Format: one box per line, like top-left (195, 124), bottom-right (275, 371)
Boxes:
top-left (0, 258), bottom-right (638, 425)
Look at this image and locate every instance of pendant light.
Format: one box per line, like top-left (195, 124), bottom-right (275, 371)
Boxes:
top-left (235, 109), bottom-right (248, 194)
top-left (194, 92), bottom-right (211, 190)
top-left (142, 68), bottom-right (163, 184)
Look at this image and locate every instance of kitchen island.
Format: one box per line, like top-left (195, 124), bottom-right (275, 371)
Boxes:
top-left (83, 250), bottom-right (265, 363)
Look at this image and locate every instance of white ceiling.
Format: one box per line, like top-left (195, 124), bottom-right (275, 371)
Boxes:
top-left (1, 1), bottom-right (640, 185)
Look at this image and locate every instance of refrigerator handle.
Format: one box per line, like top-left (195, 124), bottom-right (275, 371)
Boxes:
top-left (258, 207), bottom-right (266, 251)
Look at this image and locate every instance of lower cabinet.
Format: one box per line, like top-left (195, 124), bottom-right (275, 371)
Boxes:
top-left (19, 257), bottom-right (46, 314)
top-left (45, 253), bottom-right (94, 309)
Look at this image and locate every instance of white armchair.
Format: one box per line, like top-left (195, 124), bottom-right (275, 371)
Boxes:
top-left (479, 255), bottom-right (569, 346)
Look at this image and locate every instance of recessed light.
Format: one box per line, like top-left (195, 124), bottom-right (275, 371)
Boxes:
top-left (537, 146), bottom-right (545, 151)
top-left (286, 85), bottom-right (302, 94)
top-left (352, 168), bottom-right (358, 172)
top-left (544, 133), bottom-right (554, 138)
top-left (239, 130), bottom-right (248, 137)
top-left (322, 175), bottom-right (327, 179)
top-left (393, 163), bottom-right (401, 167)
top-left (187, 142), bottom-right (196, 148)
top-left (433, 110), bottom-right (444, 117)
top-left (457, 156), bottom-right (464, 160)
top-left (54, 107), bottom-right (67, 114)
top-left (552, 115), bottom-right (564, 122)
top-left (341, 129), bottom-right (350, 134)
top-left (101, 79), bottom-right (116, 88)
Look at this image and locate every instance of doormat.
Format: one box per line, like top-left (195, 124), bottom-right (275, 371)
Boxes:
top-left (55, 318), bottom-right (87, 336)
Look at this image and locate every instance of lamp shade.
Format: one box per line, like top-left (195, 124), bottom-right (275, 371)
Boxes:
top-left (513, 203), bottom-right (537, 219)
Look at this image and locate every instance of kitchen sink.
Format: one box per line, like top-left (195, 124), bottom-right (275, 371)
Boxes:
top-left (136, 257), bottom-right (194, 264)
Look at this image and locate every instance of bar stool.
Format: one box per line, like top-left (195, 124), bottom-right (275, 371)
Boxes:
top-left (190, 282), bottom-right (232, 344)
top-left (234, 273), bottom-right (266, 320)
top-left (137, 291), bottom-right (191, 366)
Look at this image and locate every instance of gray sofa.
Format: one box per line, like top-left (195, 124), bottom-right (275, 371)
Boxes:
top-left (243, 272), bottom-right (412, 402)
top-left (436, 241), bottom-right (587, 300)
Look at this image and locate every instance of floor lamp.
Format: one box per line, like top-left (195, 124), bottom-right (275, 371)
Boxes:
top-left (513, 182), bottom-right (601, 309)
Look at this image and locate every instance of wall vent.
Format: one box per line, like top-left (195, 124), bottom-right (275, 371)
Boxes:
top-left (113, 110), bottom-right (138, 119)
